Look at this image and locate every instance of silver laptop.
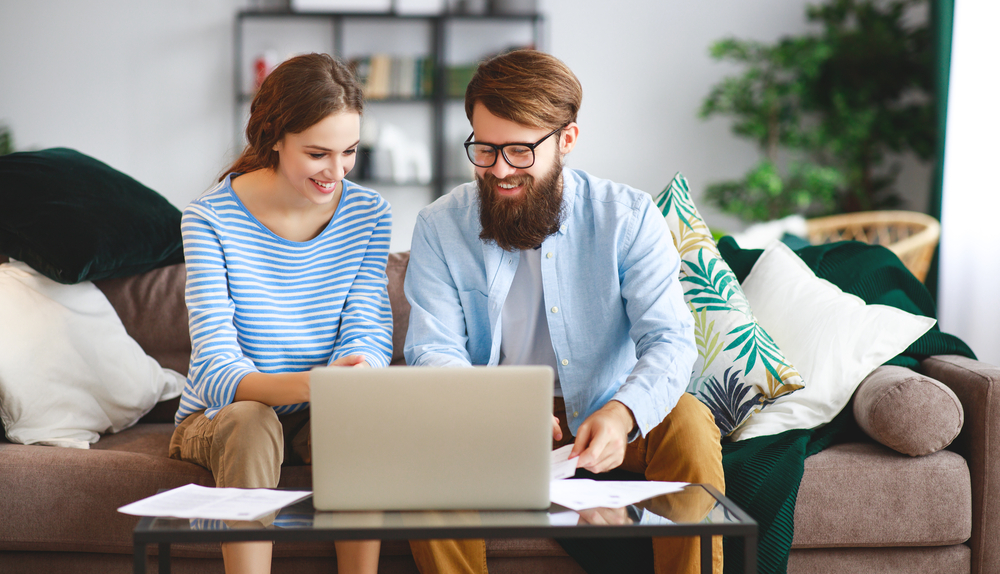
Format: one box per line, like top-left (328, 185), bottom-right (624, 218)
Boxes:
top-left (309, 365), bottom-right (553, 511)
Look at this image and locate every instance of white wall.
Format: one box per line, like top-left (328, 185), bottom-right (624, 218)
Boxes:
top-left (938, 0), bottom-right (1000, 365)
top-left (1, 0), bottom-right (933, 253)
top-left (539, 0), bottom-right (933, 232)
top-left (0, 0), bottom-right (242, 210)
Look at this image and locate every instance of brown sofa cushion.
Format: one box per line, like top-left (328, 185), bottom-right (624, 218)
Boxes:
top-left (0, 438), bottom-right (212, 554)
top-left (793, 442), bottom-right (970, 547)
top-left (386, 251), bottom-right (411, 366)
top-left (94, 262), bottom-right (190, 376)
top-left (853, 365), bottom-right (964, 456)
top-left (788, 546), bottom-right (969, 574)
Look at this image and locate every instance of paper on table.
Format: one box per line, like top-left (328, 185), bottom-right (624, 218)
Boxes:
top-left (118, 483), bottom-right (311, 521)
top-left (551, 444), bottom-right (577, 480)
top-left (549, 479), bottom-right (687, 511)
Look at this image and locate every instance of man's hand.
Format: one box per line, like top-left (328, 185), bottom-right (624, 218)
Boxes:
top-left (576, 506), bottom-right (633, 526)
top-left (569, 400), bottom-right (636, 474)
top-left (552, 415), bottom-right (563, 441)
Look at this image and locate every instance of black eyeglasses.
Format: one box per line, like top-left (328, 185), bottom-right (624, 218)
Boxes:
top-left (464, 125), bottom-right (565, 169)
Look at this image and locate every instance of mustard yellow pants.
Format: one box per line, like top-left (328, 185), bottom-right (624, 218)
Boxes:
top-left (553, 393), bottom-right (725, 574)
top-left (168, 401), bottom-right (486, 574)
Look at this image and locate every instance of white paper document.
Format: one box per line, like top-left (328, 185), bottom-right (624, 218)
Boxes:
top-left (118, 484), bottom-right (311, 521)
top-left (549, 479), bottom-right (688, 511)
top-left (550, 444), bottom-right (578, 480)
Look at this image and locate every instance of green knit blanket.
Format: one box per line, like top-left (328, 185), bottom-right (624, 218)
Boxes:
top-left (717, 237), bottom-right (976, 574)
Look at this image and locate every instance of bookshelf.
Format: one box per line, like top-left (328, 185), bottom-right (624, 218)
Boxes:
top-left (234, 9), bottom-right (545, 198)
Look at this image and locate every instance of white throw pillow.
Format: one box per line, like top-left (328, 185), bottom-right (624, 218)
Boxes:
top-left (730, 241), bottom-right (936, 441)
top-left (0, 260), bottom-right (182, 448)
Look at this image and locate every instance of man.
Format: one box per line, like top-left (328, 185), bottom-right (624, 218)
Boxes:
top-left (403, 49), bottom-right (724, 574)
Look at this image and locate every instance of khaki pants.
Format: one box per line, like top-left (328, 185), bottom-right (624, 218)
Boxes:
top-left (553, 393), bottom-right (725, 574)
top-left (169, 401), bottom-right (486, 574)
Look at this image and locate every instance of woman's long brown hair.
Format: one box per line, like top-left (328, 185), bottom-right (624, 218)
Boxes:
top-left (221, 53), bottom-right (363, 181)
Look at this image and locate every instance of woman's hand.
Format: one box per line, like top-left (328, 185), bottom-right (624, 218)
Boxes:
top-left (234, 371), bottom-right (311, 406)
top-left (331, 354), bottom-right (369, 368)
top-left (234, 355), bottom-right (369, 406)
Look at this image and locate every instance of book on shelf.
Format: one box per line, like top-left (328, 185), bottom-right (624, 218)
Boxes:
top-left (350, 55), bottom-right (435, 100)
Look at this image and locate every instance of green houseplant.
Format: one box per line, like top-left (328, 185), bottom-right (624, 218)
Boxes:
top-left (701, 0), bottom-right (934, 222)
top-left (0, 125), bottom-right (13, 156)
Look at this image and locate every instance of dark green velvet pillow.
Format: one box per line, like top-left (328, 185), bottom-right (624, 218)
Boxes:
top-left (0, 148), bottom-right (183, 284)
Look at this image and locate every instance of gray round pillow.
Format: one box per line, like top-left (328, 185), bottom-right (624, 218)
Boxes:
top-left (852, 365), bottom-right (964, 456)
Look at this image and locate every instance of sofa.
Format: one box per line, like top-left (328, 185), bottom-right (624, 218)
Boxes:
top-left (0, 247), bottom-right (997, 574)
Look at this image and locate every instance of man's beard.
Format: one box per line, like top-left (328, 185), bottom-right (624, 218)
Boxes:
top-left (477, 158), bottom-right (564, 252)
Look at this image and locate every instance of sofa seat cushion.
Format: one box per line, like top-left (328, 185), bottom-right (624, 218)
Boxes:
top-left (0, 438), bottom-right (212, 553)
top-left (164, 539), bottom-right (419, 560)
top-left (166, 538), bottom-right (572, 561)
top-left (792, 442), bottom-right (971, 547)
top-left (0, 423), bottom-right (318, 554)
top-left (91, 422), bottom-right (175, 457)
top-left (789, 546), bottom-right (969, 574)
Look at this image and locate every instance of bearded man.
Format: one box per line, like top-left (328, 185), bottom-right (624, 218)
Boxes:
top-left (403, 49), bottom-right (725, 574)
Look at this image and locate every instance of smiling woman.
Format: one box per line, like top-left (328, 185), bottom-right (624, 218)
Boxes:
top-left (170, 53), bottom-right (391, 574)
top-left (169, 52), bottom-right (480, 574)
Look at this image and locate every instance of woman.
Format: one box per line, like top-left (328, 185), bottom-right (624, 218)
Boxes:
top-left (169, 52), bottom-right (389, 574)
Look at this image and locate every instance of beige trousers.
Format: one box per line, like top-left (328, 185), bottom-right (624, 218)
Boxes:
top-left (168, 401), bottom-right (486, 574)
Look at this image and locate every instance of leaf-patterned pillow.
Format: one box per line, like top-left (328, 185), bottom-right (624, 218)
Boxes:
top-left (654, 172), bottom-right (805, 436)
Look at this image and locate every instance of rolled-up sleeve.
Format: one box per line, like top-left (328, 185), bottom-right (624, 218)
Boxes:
top-left (611, 195), bottom-right (696, 438)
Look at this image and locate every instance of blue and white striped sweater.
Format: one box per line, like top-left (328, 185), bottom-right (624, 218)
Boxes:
top-left (175, 174), bottom-right (393, 425)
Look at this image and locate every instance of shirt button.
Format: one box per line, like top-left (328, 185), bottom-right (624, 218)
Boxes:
top-left (561, 359), bottom-right (569, 366)
top-left (560, 225), bottom-right (567, 233)
top-left (546, 252), bottom-right (553, 259)
top-left (573, 411), bottom-right (579, 418)
top-left (551, 306), bottom-right (558, 313)
top-left (508, 259), bottom-right (513, 265)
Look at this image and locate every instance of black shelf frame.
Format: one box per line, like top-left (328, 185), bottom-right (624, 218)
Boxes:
top-left (234, 9), bottom-right (544, 198)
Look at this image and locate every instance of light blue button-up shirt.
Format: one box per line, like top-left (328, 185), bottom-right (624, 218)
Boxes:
top-left (403, 168), bottom-right (696, 438)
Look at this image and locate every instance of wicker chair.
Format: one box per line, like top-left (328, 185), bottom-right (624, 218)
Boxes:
top-left (805, 210), bottom-right (941, 283)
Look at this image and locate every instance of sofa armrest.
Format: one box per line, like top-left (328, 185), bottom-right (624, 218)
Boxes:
top-left (921, 354), bottom-right (1000, 574)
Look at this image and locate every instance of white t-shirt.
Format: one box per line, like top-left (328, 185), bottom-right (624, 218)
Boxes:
top-left (499, 248), bottom-right (562, 396)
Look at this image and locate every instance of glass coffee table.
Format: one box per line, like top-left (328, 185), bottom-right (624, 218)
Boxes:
top-left (133, 483), bottom-right (756, 574)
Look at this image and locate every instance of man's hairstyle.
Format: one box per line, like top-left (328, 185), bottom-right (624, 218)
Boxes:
top-left (464, 50), bottom-right (582, 131)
